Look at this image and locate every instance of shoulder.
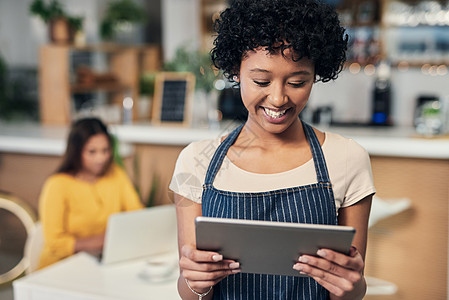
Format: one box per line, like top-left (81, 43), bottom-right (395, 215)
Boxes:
top-left (44, 173), bottom-right (74, 187)
top-left (40, 173), bottom-right (75, 197)
top-left (177, 138), bottom-right (221, 166)
top-left (324, 131), bottom-right (375, 207)
top-left (324, 131), bottom-right (369, 159)
top-left (102, 164), bottom-right (131, 183)
top-left (107, 163), bottom-right (125, 176)
top-left (171, 138), bottom-right (221, 203)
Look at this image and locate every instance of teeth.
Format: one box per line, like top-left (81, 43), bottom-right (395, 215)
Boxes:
top-left (263, 107), bottom-right (287, 118)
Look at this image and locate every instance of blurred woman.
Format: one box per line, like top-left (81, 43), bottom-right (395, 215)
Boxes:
top-left (38, 117), bottom-right (142, 268)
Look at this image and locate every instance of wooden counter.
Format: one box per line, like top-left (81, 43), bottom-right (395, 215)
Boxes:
top-left (365, 156), bottom-right (448, 300)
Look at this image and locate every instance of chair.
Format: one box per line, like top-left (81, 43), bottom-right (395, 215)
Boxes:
top-left (24, 222), bottom-right (44, 274)
top-left (0, 193), bottom-right (37, 284)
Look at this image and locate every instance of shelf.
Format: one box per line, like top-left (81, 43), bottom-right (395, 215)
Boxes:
top-left (70, 83), bottom-right (132, 94)
top-left (70, 43), bottom-right (157, 53)
top-left (384, 23), bottom-right (449, 28)
top-left (39, 44), bottom-right (152, 125)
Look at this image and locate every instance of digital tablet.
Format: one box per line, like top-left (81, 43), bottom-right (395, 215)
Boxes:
top-left (195, 216), bottom-right (355, 277)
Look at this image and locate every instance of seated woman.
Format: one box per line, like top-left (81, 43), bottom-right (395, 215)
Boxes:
top-left (38, 117), bottom-right (143, 268)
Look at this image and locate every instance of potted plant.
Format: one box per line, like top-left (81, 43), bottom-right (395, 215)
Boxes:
top-left (163, 46), bottom-right (220, 94)
top-left (138, 72), bottom-right (156, 120)
top-left (29, 0), bottom-right (83, 44)
top-left (100, 0), bottom-right (147, 43)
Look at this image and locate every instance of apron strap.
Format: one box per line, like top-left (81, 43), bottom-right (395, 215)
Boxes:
top-left (203, 123), bottom-right (244, 186)
top-left (302, 121), bottom-right (331, 183)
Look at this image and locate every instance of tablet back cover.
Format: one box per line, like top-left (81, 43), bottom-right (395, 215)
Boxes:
top-left (195, 217), bottom-right (355, 277)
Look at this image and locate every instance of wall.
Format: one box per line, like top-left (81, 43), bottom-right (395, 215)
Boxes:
top-left (0, 0), bottom-right (45, 67)
top-left (310, 68), bottom-right (449, 126)
top-left (0, 0), bottom-right (104, 67)
top-left (161, 0), bottom-right (201, 61)
top-left (0, 0), bottom-right (158, 67)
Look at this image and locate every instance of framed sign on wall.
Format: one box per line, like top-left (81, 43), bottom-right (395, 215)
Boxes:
top-left (151, 72), bottom-right (195, 126)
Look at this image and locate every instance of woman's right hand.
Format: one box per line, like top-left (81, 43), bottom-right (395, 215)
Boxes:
top-left (180, 244), bottom-right (241, 293)
top-left (74, 233), bottom-right (105, 256)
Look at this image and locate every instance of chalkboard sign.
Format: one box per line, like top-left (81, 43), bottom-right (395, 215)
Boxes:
top-left (152, 72), bottom-right (195, 126)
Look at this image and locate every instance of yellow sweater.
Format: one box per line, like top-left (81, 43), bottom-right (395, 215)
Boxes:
top-left (38, 164), bottom-right (143, 268)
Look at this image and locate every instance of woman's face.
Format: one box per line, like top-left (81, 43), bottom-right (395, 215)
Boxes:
top-left (81, 133), bottom-right (112, 177)
top-left (238, 47), bottom-right (315, 134)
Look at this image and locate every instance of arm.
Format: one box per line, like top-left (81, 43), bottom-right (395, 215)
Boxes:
top-left (39, 178), bottom-right (77, 263)
top-left (116, 165), bottom-right (144, 211)
top-left (293, 195), bottom-right (372, 300)
top-left (40, 177), bottom-right (107, 260)
top-left (175, 193), bottom-right (240, 300)
top-left (74, 233), bottom-right (105, 256)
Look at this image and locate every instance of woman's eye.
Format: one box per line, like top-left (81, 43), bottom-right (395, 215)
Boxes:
top-left (253, 80), bottom-right (270, 87)
top-left (289, 81), bottom-right (306, 87)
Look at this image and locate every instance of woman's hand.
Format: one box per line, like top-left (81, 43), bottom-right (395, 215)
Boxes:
top-left (293, 246), bottom-right (366, 299)
top-left (74, 233), bottom-right (105, 256)
top-left (180, 244), bottom-right (241, 293)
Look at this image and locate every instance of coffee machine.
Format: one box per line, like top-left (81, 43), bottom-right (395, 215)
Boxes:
top-left (371, 62), bottom-right (392, 126)
top-left (414, 95), bottom-right (448, 136)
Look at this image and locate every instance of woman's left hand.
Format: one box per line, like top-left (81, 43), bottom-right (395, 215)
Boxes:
top-left (293, 246), bottom-right (366, 299)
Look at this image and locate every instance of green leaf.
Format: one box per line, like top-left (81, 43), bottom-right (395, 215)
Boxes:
top-left (163, 45), bottom-right (222, 93)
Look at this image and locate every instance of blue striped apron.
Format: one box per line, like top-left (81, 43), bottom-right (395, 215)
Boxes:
top-left (202, 121), bottom-right (337, 300)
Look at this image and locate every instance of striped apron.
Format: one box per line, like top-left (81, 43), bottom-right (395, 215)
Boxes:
top-left (202, 121), bottom-right (337, 300)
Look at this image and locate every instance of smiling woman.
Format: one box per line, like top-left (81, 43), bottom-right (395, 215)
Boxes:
top-left (170, 1), bottom-right (374, 300)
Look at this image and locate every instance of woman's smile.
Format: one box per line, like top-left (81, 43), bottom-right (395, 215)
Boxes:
top-left (261, 106), bottom-right (292, 123)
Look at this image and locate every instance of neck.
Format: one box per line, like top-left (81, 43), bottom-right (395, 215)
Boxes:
top-left (241, 118), bottom-right (306, 149)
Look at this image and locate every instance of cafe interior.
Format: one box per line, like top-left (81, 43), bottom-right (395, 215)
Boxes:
top-left (0, 0), bottom-right (449, 299)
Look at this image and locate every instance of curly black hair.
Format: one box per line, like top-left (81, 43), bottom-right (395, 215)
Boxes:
top-left (211, 0), bottom-right (348, 83)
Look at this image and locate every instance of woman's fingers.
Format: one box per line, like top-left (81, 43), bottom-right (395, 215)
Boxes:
top-left (292, 248), bottom-right (364, 297)
top-left (294, 258), bottom-right (361, 286)
top-left (180, 255), bottom-right (240, 272)
top-left (293, 250), bottom-right (363, 279)
top-left (180, 244), bottom-right (240, 270)
top-left (181, 244), bottom-right (224, 263)
top-left (316, 248), bottom-right (364, 271)
top-left (296, 248), bottom-right (364, 274)
top-left (179, 244), bottom-right (241, 290)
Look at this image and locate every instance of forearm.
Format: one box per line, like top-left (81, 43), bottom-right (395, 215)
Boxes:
top-left (74, 234), bottom-right (104, 253)
top-left (329, 276), bottom-right (367, 300)
top-left (178, 275), bottom-right (214, 300)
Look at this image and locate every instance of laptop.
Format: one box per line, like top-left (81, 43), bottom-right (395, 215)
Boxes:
top-left (101, 204), bottom-right (177, 265)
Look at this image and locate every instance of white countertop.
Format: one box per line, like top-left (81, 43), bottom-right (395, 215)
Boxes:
top-left (13, 252), bottom-right (180, 300)
top-left (0, 122), bottom-right (134, 157)
top-left (1, 121), bottom-right (448, 159)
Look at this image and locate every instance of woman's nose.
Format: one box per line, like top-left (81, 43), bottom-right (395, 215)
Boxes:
top-left (97, 152), bottom-right (110, 162)
top-left (267, 83), bottom-right (288, 107)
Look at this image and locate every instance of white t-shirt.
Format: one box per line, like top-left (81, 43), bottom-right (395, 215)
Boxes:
top-left (169, 131), bottom-right (376, 211)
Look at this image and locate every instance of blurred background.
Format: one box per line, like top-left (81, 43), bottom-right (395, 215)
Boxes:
top-left (0, 0), bottom-right (448, 128)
